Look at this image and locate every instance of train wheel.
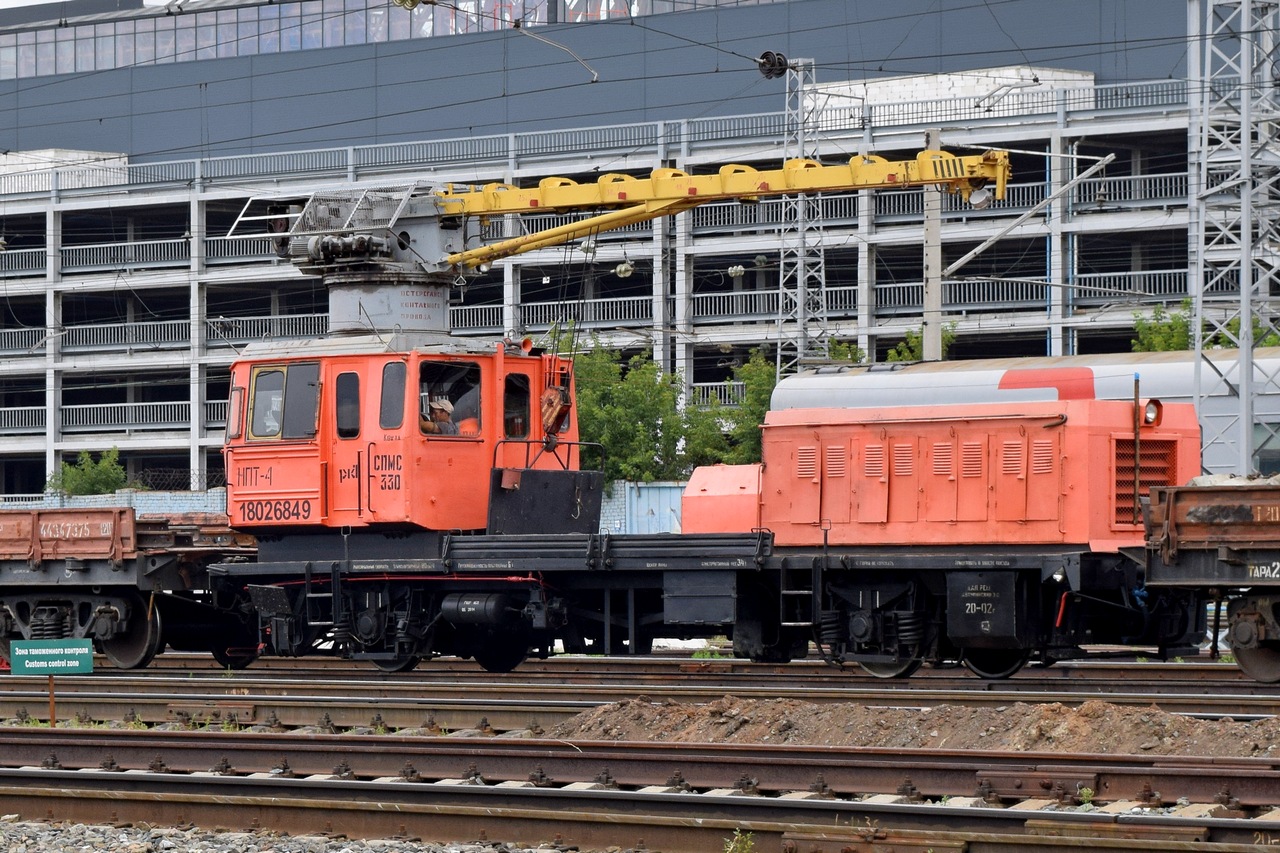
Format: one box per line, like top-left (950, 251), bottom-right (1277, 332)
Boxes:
top-left (372, 655), bottom-right (421, 673)
top-left (961, 648), bottom-right (1029, 680)
top-left (100, 604), bottom-right (163, 670)
top-left (1233, 643), bottom-right (1280, 683)
top-left (473, 642), bottom-right (528, 673)
top-left (859, 652), bottom-right (924, 679)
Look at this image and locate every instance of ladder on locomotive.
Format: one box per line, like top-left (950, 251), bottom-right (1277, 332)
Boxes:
top-left (779, 559), bottom-right (821, 628)
top-left (303, 560), bottom-right (343, 629)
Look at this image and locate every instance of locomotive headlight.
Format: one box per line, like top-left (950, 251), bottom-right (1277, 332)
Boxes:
top-left (1142, 399), bottom-right (1163, 426)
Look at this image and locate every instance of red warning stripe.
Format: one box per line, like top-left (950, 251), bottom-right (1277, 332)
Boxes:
top-left (998, 367), bottom-right (1096, 400)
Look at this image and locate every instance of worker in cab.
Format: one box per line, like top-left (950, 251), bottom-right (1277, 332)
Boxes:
top-left (420, 398), bottom-right (458, 435)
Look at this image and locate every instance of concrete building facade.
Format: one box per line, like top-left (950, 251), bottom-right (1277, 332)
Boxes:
top-left (0, 1), bottom-right (1203, 492)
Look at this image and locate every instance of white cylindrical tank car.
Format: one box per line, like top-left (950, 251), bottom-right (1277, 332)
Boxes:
top-left (771, 348), bottom-right (1280, 475)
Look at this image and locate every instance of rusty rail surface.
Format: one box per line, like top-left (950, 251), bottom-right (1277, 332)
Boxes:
top-left (0, 756), bottom-right (1277, 852)
top-left (2, 670), bottom-right (1278, 732)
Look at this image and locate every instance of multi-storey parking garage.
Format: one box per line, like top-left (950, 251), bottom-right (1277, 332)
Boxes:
top-left (0, 1), bottom-right (1213, 493)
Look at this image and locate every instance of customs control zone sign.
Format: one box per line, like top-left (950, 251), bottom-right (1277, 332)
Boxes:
top-left (9, 639), bottom-right (94, 675)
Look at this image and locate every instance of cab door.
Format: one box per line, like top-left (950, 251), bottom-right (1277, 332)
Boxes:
top-left (327, 358), bottom-right (412, 527)
top-left (410, 356), bottom-right (491, 531)
top-left (368, 359), bottom-right (410, 523)
top-left (499, 366), bottom-right (537, 471)
top-left (327, 364), bottom-right (367, 524)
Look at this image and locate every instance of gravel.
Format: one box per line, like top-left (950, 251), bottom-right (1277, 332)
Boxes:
top-left (0, 818), bottom-right (573, 853)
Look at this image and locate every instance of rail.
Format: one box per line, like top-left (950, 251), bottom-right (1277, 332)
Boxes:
top-left (0, 327), bottom-right (49, 354)
top-left (691, 381), bottom-right (746, 407)
top-left (690, 289), bottom-right (780, 322)
top-left (1072, 173), bottom-right (1190, 210)
top-left (61, 239), bottom-right (188, 274)
top-left (875, 180), bottom-right (1044, 219)
top-left (63, 318), bottom-right (191, 351)
top-left (0, 313), bottom-right (329, 360)
top-left (0, 237), bottom-right (280, 280)
top-left (205, 399), bottom-right (228, 427)
top-left (690, 194), bottom-right (858, 235)
top-left (62, 401), bottom-right (190, 432)
top-left (0, 399), bottom-right (230, 435)
top-left (206, 236), bottom-right (277, 264)
top-left (449, 304), bottom-right (504, 332)
top-left (205, 313), bottom-right (329, 346)
top-left (517, 296), bottom-right (654, 330)
top-left (1072, 269), bottom-right (1189, 304)
top-left (874, 271), bottom-right (1190, 315)
top-left (0, 247), bottom-right (45, 278)
top-left (0, 406), bottom-right (46, 434)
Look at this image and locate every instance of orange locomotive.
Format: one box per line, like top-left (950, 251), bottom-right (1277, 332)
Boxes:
top-left (691, 398), bottom-right (1198, 551)
top-left (684, 395), bottom-right (1207, 678)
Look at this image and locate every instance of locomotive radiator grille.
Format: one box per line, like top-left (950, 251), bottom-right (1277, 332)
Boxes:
top-left (1113, 438), bottom-right (1178, 525)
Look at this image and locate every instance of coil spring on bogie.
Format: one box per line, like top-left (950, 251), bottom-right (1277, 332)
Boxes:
top-left (896, 612), bottom-right (925, 644)
top-left (819, 611), bottom-right (843, 644)
top-left (29, 607), bottom-right (69, 639)
top-left (331, 612), bottom-right (353, 645)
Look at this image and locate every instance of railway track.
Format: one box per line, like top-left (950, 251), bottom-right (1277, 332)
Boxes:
top-left (3, 656), bottom-right (1278, 850)
top-left (1, 660), bottom-right (1276, 732)
top-left (1, 728), bottom-right (1279, 851)
top-left (130, 651), bottom-right (1261, 695)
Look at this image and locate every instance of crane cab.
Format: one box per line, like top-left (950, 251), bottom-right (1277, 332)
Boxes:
top-left (222, 337), bottom-right (601, 536)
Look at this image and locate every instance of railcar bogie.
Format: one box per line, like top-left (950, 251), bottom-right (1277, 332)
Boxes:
top-left (1144, 480), bottom-right (1280, 682)
top-left (0, 510), bottom-right (255, 670)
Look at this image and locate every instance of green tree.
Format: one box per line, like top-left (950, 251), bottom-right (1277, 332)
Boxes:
top-left (828, 339), bottom-right (866, 363)
top-left (1132, 299), bottom-right (1280, 351)
top-left (47, 447), bottom-right (127, 495)
top-left (574, 346), bottom-right (688, 482)
top-left (885, 324), bottom-right (956, 362)
top-left (1132, 300), bottom-right (1193, 351)
top-left (683, 398), bottom-right (731, 470)
top-left (723, 348), bottom-right (776, 465)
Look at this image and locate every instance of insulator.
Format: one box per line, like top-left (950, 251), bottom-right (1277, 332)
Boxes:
top-left (758, 50), bottom-right (789, 79)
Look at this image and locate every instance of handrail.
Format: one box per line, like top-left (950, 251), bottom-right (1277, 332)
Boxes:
top-left (62, 400), bottom-right (191, 431)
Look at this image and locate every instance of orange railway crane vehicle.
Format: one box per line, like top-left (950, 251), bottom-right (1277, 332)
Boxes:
top-left (5, 149), bottom-right (1221, 681)
top-left (204, 149), bottom-right (1027, 675)
top-left (222, 149), bottom-right (1011, 538)
top-left (1, 150), bottom-right (1253, 680)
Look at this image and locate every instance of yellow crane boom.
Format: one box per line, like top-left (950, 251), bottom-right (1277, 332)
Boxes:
top-left (438, 149), bottom-right (1010, 269)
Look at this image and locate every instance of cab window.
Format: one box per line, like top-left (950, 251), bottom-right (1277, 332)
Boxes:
top-left (249, 368), bottom-right (284, 438)
top-left (248, 362), bottom-right (320, 440)
top-left (336, 372), bottom-right (360, 439)
top-left (380, 361), bottom-right (407, 429)
top-left (420, 361), bottom-right (481, 437)
top-left (504, 374), bottom-right (530, 438)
